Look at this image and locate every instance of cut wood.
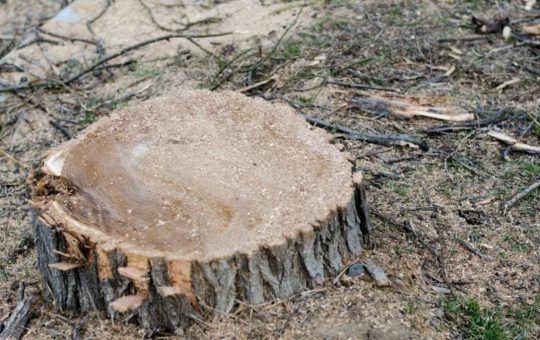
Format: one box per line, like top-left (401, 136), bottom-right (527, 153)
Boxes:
top-left (350, 95), bottom-right (475, 122)
top-left (29, 90), bottom-right (373, 332)
top-left (487, 130), bottom-right (540, 154)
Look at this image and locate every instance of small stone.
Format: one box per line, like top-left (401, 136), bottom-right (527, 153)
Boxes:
top-left (347, 263), bottom-right (366, 278)
top-left (432, 286), bottom-right (451, 294)
top-left (363, 260), bottom-right (391, 287)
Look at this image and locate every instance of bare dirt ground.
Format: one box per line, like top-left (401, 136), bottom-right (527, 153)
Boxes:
top-left (1, 0), bottom-right (539, 339)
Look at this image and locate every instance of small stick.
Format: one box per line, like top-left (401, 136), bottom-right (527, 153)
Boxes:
top-left (87, 0), bottom-right (112, 36)
top-left (0, 148), bottom-right (26, 169)
top-left (38, 28), bottom-right (97, 46)
top-left (437, 35), bottom-right (490, 43)
top-left (422, 109), bottom-right (510, 134)
top-left (303, 113), bottom-right (429, 150)
top-left (327, 79), bottom-right (399, 92)
top-left (503, 180), bottom-right (540, 214)
top-left (49, 120), bottom-right (72, 139)
top-left (487, 130), bottom-right (540, 154)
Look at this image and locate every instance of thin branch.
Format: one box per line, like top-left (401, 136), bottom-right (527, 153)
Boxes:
top-left (327, 79), bottom-right (399, 92)
top-left (38, 28), bottom-right (97, 46)
top-left (303, 113), bottom-right (429, 150)
top-left (503, 180), bottom-right (540, 214)
top-left (87, 0), bottom-right (112, 36)
top-left (49, 120), bottom-right (72, 139)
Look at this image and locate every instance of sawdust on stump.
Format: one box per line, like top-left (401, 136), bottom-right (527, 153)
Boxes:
top-left (29, 90), bottom-right (372, 332)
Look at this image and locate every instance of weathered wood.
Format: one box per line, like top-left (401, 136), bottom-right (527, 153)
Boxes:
top-left (0, 283), bottom-right (33, 340)
top-left (30, 90), bottom-right (374, 332)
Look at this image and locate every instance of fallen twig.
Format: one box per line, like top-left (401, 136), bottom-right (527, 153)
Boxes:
top-left (38, 28), bottom-right (97, 46)
top-left (458, 239), bottom-right (486, 259)
top-left (487, 130), bottom-right (540, 155)
top-left (0, 148), bottom-right (26, 169)
top-left (422, 109), bottom-right (510, 134)
top-left (87, 0), bottom-right (112, 36)
top-left (502, 180), bottom-right (540, 214)
top-left (327, 79), bottom-right (399, 92)
top-left (303, 113), bottom-right (429, 150)
top-left (0, 282), bottom-right (33, 340)
top-left (437, 35), bottom-right (490, 43)
top-left (49, 120), bottom-right (72, 139)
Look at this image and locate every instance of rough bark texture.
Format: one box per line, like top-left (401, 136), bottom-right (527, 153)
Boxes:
top-left (32, 183), bottom-right (372, 333)
top-left (0, 285), bottom-right (33, 340)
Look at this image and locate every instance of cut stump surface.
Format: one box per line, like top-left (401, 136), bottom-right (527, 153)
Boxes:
top-left (30, 90), bottom-right (372, 331)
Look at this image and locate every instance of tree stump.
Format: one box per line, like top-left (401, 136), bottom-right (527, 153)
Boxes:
top-left (29, 90), bottom-right (372, 332)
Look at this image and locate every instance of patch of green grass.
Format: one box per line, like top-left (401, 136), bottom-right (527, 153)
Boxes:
top-left (506, 294), bottom-right (540, 338)
top-left (501, 235), bottom-right (532, 252)
top-left (443, 296), bottom-right (506, 339)
top-left (83, 111), bottom-right (96, 124)
top-left (402, 302), bottom-right (416, 314)
top-left (282, 41), bottom-right (302, 59)
top-left (519, 161), bottom-right (540, 179)
top-left (385, 5), bottom-right (402, 24)
top-left (297, 95), bottom-right (315, 106)
top-left (464, 0), bottom-right (490, 10)
top-left (385, 180), bottom-right (409, 196)
top-left (442, 186), bottom-right (456, 200)
top-left (444, 294), bottom-right (540, 339)
top-left (82, 97), bottom-right (100, 124)
top-left (134, 66), bottom-right (161, 80)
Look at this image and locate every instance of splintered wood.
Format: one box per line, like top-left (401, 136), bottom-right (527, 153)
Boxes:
top-left (350, 94), bottom-right (475, 122)
top-left (29, 89), bottom-right (373, 332)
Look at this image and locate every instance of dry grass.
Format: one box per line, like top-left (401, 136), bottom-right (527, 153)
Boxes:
top-left (1, 0), bottom-right (539, 339)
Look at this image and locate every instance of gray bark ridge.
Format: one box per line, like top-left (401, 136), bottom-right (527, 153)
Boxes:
top-left (32, 183), bottom-right (373, 332)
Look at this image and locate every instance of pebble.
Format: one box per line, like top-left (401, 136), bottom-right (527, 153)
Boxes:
top-left (346, 263), bottom-right (366, 277)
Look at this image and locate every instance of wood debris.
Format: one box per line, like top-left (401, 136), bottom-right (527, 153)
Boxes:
top-left (522, 23), bottom-right (540, 35)
top-left (472, 15), bottom-right (509, 34)
top-left (350, 94), bottom-right (474, 122)
top-left (487, 130), bottom-right (540, 154)
top-left (0, 283), bottom-right (33, 340)
top-left (503, 180), bottom-right (540, 214)
top-left (495, 78), bottom-right (521, 91)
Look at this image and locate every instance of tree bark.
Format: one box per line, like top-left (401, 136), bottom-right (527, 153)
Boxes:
top-left (32, 183), bottom-right (372, 332)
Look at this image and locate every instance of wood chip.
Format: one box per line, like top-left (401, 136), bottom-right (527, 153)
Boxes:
top-left (350, 95), bottom-right (474, 122)
top-left (487, 130), bottom-right (540, 154)
top-left (522, 23), bottom-right (540, 35)
top-left (494, 78), bottom-right (521, 91)
top-left (110, 295), bottom-right (145, 313)
top-left (48, 262), bottom-right (82, 271)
